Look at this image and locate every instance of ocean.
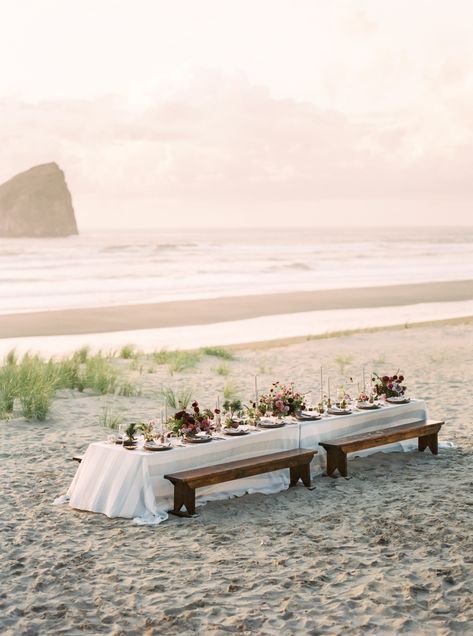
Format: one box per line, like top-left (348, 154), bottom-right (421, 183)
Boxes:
top-left (1, 226), bottom-right (473, 315)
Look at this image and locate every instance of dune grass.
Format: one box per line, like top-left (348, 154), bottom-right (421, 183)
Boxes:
top-left (160, 386), bottom-right (193, 411)
top-left (0, 348), bottom-right (125, 421)
top-left (152, 349), bottom-right (202, 374)
top-left (117, 381), bottom-right (141, 397)
top-left (214, 363), bottom-right (231, 376)
top-left (200, 346), bottom-right (235, 360)
top-left (99, 407), bottom-right (123, 430)
top-left (119, 344), bottom-right (142, 360)
top-left (223, 381), bottom-right (240, 400)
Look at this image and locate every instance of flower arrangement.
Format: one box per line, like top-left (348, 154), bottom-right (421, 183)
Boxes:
top-left (372, 372), bottom-right (406, 398)
top-left (168, 401), bottom-right (215, 437)
top-left (258, 382), bottom-right (306, 417)
top-left (222, 399), bottom-right (244, 427)
top-left (139, 420), bottom-right (156, 442)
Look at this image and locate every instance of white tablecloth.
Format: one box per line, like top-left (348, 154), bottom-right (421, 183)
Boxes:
top-left (61, 400), bottom-right (428, 524)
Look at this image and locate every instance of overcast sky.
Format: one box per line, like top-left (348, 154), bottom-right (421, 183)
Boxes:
top-left (1, 0), bottom-right (472, 228)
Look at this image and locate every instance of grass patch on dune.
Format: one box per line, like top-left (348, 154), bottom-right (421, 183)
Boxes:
top-left (214, 363), bottom-right (231, 377)
top-left (119, 344), bottom-right (142, 360)
top-left (201, 346), bottom-right (235, 360)
top-left (152, 349), bottom-right (202, 374)
top-left (160, 386), bottom-right (193, 411)
top-left (99, 407), bottom-right (123, 430)
top-left (0, 348), bottom-right (131, 421)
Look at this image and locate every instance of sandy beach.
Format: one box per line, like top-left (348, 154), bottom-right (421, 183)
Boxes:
top-left (1, 319), bottom-right (473, 635)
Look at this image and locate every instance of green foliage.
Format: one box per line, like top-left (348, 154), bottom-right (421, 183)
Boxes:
top-left (0, 348), bottom-right (133, 421)
top-left (139, 420), bottom-right (154, 441)
top-left (160, 386), bottom-right (192, 411)
top-left (214, 363), bottom-right (230, 376)
top-left (56, 357), bottom-right (84, 391)
top-left (5, 349), bottom-right (18, 366)
top-left (120, 344), bottom-right (140, 360)
top-left (73, 346), bottom-right (90, 364)
top-left (152, 349), bottom-right (201, 374)
top-left (0, 363), bottom-right (18, 417)
top-left (152, 350), bottom-right (172, 365)
top-left (128, 358), bottom-right (143, 372)
top-left (201, 346), bottom-right (235, 360)
top-left (223, 381), bottom-right (240, 400)
top-left (125, 421), bottom-right (137, 440)
top-left (117, 381), bottom-right (141, 397)
top-left (168, 351), bottom-right (201, 373)
top-left (222, 399), bottom-right (242, 414)
top-left (99, 407), bottom-right (123, 429)
top-left (12, 354), bottom-right (58, 420)
top-left (83, 355), bottom-right (117, 394)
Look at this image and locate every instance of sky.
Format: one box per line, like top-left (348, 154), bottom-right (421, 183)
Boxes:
top-left (0, 0), bottom-right (472, 229)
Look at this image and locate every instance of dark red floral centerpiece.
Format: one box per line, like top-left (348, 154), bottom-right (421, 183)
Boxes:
top-left (372, 372), bottom-right (406, 398)
top-left (168, 401), bottom-right (215, 437)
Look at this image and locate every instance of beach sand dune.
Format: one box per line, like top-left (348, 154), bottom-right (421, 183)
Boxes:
top-left (1, 321), bottom-right (473, 635)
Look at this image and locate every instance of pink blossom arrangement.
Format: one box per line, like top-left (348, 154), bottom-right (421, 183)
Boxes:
top-left (258, 382), bottom-right (306, 417)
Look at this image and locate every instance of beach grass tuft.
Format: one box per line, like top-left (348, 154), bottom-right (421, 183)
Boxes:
top-left (201, 346), bottom-right (235, 360)
top-left (152, 349), bottom-right (201, 374)
top-left (214, 363), bottom-right (231, 376)
top-left (99, 407), bottom-right (123, 429)
top-left (0, 363), bottom-right (18, 417)
top-left (161, 386), bottom-right (192, 411)
top-left (83, 355), bottom-right (118, 394)
top-left (120, 344), bottom-right (141, 360)
top-left (117, 381), bottom-right (141, 397)
top-left (223, 381), bottom-right (240, 400)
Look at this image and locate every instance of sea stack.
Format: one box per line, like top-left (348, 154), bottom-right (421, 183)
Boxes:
top-left (0, 162), bottom-right (78, 237)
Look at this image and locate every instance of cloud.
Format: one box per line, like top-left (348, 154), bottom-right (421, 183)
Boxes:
top-left (0, 70), bottom-right (472, 218)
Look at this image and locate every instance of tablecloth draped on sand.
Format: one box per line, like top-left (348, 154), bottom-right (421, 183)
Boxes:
top-left (58, 400), bottom-right (428, 525)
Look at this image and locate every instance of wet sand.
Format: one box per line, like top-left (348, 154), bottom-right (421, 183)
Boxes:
top-left (1, 279), bottom-right (472, 338)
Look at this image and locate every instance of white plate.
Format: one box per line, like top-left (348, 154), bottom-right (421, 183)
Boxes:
top-left (386, 397), bottom-right (410, 404)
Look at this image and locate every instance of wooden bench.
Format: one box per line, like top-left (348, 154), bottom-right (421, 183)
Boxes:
top-left (164, 448), bottom-right (317, 517)
top-left (319, 419), bottom-right (444, 478)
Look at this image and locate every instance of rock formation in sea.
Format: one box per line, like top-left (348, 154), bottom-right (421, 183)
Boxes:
top-left (0, 162), bottom-right (78, 237)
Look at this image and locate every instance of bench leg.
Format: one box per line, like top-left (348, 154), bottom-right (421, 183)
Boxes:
top-left (171, 482), bottom-right (196, 517)
top-left (418, 433), bottom-right (438, 455)
top-left (300, 462), bottom-right (312, 487)
top-left (289, 465), bottom-right (301, 486)
top-left (326, 448), bottom-right (347, 477)
top-left (289, 463), bottom-right (313, 488)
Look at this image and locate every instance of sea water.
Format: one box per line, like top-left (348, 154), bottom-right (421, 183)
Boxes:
top-left (0, 226), bottom-right (472, 315)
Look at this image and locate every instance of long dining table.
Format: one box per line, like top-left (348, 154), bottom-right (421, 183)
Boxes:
top-left (60, 399), bottom-right (428, 525)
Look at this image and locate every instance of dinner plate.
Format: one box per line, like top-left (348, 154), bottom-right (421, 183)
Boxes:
top-left (296, 413), bottom-right (322, 421)
top-left (223, 428), bottom-right (250, 436)
top-left (356, 402), bottom-right (381, 410)
top-left (258, 421), bottom-right (286, 429)
top-left (184, 435), bottom-right (213, 443)
top-left (386, 397), bottom-right (410, 404)
top-left (144, 443), bottom-right (173, 451)
top-left (327, 407), bottom-right (352, 416)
